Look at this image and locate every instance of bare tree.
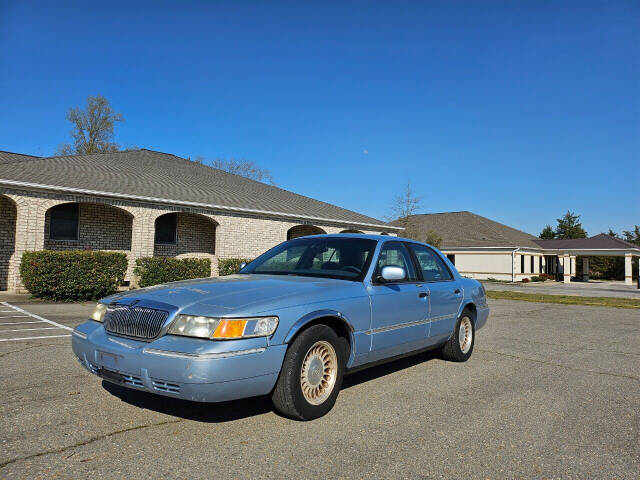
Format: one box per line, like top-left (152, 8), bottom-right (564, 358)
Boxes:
top-left (388, 180), bottom-right (422, 230)
top-left (194, 156), bottom-right (275, 185)
top-left (56, 95), bottom-right (123, 155)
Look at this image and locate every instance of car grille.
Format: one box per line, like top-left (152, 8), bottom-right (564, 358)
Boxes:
top-left (103, 304), bottom-right (169, 340)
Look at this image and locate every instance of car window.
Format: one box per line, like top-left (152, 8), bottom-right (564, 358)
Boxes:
top-left (245, 237), bottom-right (377, 281)
top-left (409, 244), bottom-right (452, 281)
top-left (375, 242), bottom-right (417, 281)
top-left (254, 244), bottom-right (308, 272)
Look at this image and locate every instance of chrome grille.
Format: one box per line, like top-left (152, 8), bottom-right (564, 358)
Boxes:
top-left (103, 304), bottom-right (169, 340)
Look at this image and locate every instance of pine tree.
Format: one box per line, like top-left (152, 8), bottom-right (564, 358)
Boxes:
top-left (554, 211), bottom-right (587, 239)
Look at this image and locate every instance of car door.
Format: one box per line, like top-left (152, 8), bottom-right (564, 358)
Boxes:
top-left (407, 243), bottom-right (463, 345)
top-left (366, 241), bottom-right (430, 361)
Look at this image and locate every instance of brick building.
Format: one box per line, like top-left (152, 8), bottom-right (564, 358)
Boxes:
top-left (0, 149), bottom-right (399, 292)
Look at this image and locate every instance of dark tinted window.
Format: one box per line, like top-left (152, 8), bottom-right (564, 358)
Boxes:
top-left (409, 244), bottom-right (453, 281)
top-left (155, 213), bottom-right (177, 244)
top-left (243, 237), bottom-right (376, 281)
top-left (375, 242), bottom-right (417, 281)
top-left (49, 203), bottom-right (79, 240)
top-left (520, 255), bottom-right (525, 273)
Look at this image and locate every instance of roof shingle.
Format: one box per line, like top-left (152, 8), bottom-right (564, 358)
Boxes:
top-left (396, 211), bottom-right (541, 248)
top-left (0, 149), bottom-right (394, 228)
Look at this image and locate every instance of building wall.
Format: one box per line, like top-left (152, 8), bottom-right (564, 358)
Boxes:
top-left (0, 186), bottom-right (391, 292)
top-left (443, 250), bottom-right (546, 281)
top-left (0, 195), bottom-right (17, 291)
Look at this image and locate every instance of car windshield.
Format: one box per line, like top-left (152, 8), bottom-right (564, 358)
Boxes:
top-left (240, 237), bottom-right (377, 281)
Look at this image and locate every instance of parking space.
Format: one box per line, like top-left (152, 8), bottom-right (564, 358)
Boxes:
top-left (0, 299), bottom-right (638, 479)
top-left (0, 302), bottom-right (74, 342)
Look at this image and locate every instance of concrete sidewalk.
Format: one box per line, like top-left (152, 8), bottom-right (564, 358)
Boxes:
top-left (482, 279), bottom-right (640, 298)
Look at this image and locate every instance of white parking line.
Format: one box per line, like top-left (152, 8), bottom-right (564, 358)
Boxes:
top-left (0, 321), bottom-right (48, 325)
top-left (0, 303), bottom-right (72, 331)
top-left (0, 335), bottom-right (71, 342)
top-left (1, 327), bottom-right (61, 332)
top-left (0, 302), bottom-right (72, 342)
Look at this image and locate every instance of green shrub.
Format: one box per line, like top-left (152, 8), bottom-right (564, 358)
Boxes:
top-left (134, 257), bottom-right (211, 288)
top-left (218, 258), bottom-right (253, 276)
top-left (20, 250), bottom-right (127, 301)
top-left (530, 275), bottom-right (546, 282)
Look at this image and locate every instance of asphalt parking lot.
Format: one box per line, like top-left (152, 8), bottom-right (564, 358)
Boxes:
top-left (1, 299), bottom-right (638, 479)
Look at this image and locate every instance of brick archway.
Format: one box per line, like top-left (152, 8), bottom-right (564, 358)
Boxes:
top-left (153, 212), bottom-right (217, 257)
top-left (44, 202), bottom-right (133, 251)
top-left (0, 195), bottom-right (17, 291)
top-left (287, 224), bottom-right (326, 240)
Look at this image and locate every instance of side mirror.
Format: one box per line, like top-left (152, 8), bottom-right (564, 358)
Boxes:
top-left (380, 266), bottom-right (406, 282)
top-left (239, 262), bottom-right (247, 270)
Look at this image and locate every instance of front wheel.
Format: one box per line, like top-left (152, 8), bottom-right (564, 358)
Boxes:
top-left (271, 325), bottom-right (346, 420)
top-left (441, 311), bottom-right (475, 362)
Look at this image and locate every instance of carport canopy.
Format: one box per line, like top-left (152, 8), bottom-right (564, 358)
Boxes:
top-left (535, 234), bottom-right (640, 285)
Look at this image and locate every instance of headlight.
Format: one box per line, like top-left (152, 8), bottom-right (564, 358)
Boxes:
top-left (168, 315), bottom-right (278, 340)
top-left (90, 303), bottom-right (107, 322)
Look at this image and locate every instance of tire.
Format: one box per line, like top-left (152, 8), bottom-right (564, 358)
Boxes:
top-left (441, 310), bottom-right (475, 362)
top-left (271, 324), bottom-right (347, 420)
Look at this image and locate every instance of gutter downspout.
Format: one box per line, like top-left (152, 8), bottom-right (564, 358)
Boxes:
top-left (511, 248), bottom-right (520, 283)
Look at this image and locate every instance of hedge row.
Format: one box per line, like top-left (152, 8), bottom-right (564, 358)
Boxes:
top-left (134, 257), bottom-right (211, 288)
top-left (218, 258), bottom-right (253, 276)
top-left (20, 250), bottom-right (127, 301)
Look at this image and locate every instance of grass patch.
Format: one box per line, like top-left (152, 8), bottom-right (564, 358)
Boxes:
top-left (486, 290), bottom-right (640, 309)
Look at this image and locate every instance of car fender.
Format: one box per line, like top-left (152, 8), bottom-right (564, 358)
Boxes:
top-left (283, 309), bottom-right (355, 343)
top-left (456, 298), bottom-right (475, 318)
top-left (283, 309), bottom-right (356, 363)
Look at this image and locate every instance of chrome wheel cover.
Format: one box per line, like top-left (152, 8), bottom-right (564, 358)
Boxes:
top-left (300, 340), bottom-right (338, 405)
top-left (458, 317), bottom-right (473, 354)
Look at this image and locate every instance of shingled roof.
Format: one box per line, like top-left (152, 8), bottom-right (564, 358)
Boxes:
top-left (0, 151), bottom-right (41, 164)
top-left (534, 234), bottom-right (640, 251)
top-left (0, 149), bottom-right (397, 229)
top-left (396, 211), bottom-right (541, 248)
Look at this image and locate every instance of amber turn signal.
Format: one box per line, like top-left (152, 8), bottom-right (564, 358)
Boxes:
top-left (212, 319), bottom-right (248, 339)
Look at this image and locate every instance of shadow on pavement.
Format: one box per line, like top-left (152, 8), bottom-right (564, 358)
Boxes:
top-left (343, 349), bottom-right (440, 389)
top-left (102, 348), bottom-right (441, 422)
top-left (102, 381), bottom-right (274, 423)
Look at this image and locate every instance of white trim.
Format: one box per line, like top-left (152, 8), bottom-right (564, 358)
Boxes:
top-left (0, 179), bottom-right (401, 231)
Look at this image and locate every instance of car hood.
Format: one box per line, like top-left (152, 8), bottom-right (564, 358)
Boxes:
top-left (103, 274), bottom-right (363, 316)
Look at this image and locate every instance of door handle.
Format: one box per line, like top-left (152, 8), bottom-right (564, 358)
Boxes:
top-left (418, 291), bottom-right (429, 298)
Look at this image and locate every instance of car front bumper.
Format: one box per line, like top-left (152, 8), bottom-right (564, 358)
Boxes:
top-left (71, 321), bottom-right (287, 403)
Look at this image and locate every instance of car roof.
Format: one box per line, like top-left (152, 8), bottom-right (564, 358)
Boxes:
top-left (300, 233), bottom-right (427, 244)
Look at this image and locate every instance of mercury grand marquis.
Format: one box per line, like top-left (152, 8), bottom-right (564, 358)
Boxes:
top-left (72, 234), bottom-right (489, 420)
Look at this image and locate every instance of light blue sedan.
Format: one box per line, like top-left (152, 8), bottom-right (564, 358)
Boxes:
top-left (72, 234), bottom-right (489, 420)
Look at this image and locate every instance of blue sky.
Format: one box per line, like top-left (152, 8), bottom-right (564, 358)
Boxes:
top-left (1, 1), bottom-right (638, 235)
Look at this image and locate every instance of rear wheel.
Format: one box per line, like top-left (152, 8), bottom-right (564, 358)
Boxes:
top-left (441, 311), bottom-right (475, 362)
top-left (272, 324), bottom-right (347, 420)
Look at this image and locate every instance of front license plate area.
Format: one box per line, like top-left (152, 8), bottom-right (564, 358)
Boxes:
top-left (98, 350), bottom-right (120, 370)
top-left (97, 368), bottom-right (123, 384)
